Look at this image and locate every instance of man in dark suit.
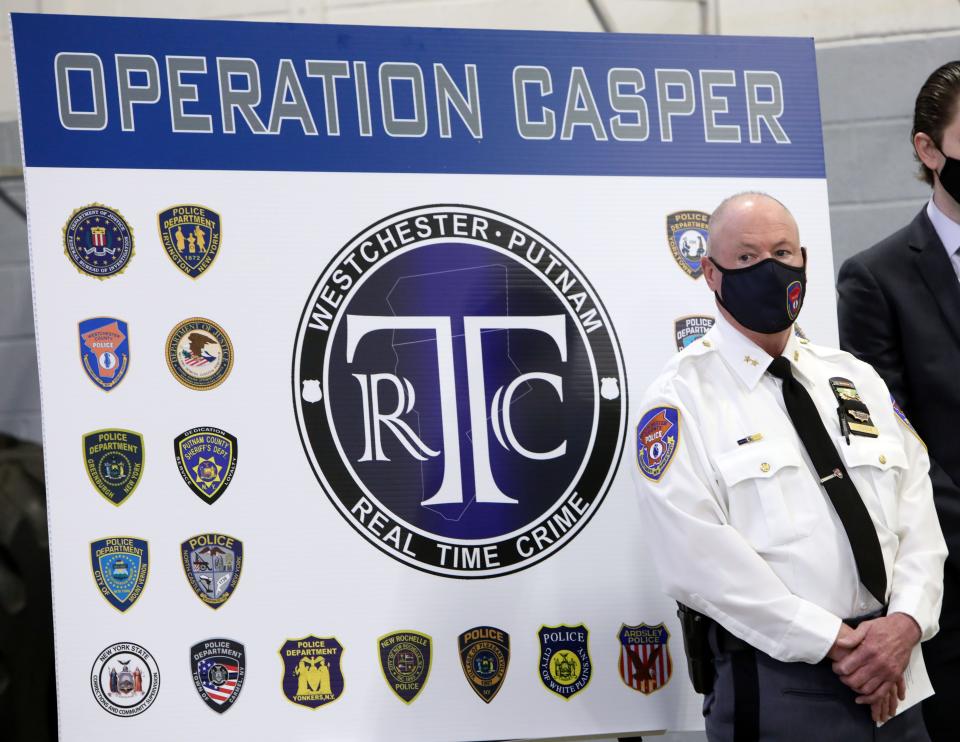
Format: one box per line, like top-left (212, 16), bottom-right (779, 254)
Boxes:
top-left (838, 60), bottom-right (960, 741)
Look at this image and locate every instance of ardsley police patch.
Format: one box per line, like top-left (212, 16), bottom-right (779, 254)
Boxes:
top-left (90, 642), bottom-right (159, 717)
top-left (180, 533), bottom-right (242, 609)
top-left (83, 429), bottom-right (144, 506)
top-left (90, 537), bottom-right (148, 612)
top-left (191, 638), bottom-right (245, 713)
top-left (280, 636), bottom-right (345, 709)
top-left (666, 211), bottom-right (709, 279)
top-left (174, 427), bottom-right (237, 504)
top-left (378, 630), bottom-right (432, 704)
top-left (618, 623), bottom-right (672, 695)
top-left (78, 318), bottom-right (130, 391)
top-left (674, 315), bottom-right (714, 352)
top-left (166, 317), bottom-right (233, 391)
top-left (636, 407), bottom-right (680, 482)
top-left (458, 626), bottom-right (510, 704)
top-left (538, 624), bottom-right (592, 700)
top-left (63, 204), bottom-right (134, 278)
top-left (158, 205), bottom-right (222, 278)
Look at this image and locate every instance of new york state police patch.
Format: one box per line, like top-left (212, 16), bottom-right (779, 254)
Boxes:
top-left (636, 406), bottom-right (680, 482)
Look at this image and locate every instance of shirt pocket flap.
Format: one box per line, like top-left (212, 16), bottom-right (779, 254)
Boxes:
top-left (835, 436), bottom-right (907, 472)
top-left (714, 442), bottom-right (804, 488)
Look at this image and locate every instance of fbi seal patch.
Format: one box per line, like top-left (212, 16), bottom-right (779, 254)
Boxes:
top-left (83, 429), bottom-right (144, 506)
top-left (174, 427), bottom-right (237, 504)
top-left (63, 204), bottom-right (134, 278)
top-left (674, 315), bottom-right (714, 352)
top-left (191, 638), bottom-right (245, 713)
top-left (280, 636), bottom-right (345, 709)
top-left (78, 317), bottom-right (130, 391)
top-left (166, 317), bottom-right (233, 391)
top-left (180, 533), bottom-right (242, 609)
top-left (666, 211), bottom-right (709, 279)
top-left (636, 406), bottom-right (680, 482)
top-left (538, 624), bottom-right (591, 699)
top-left (159, 204), bottom-right (222, 278)
top-left (90, 537), bottom-right (148, 612)
top-left (378, 630), bottom-right (432, 704)
top-left (90, 642), bottom-right (159, 717)
top-left (458, 626), bottom-right (510, 704)
top-left (618, 622), bottom-right (672, 694)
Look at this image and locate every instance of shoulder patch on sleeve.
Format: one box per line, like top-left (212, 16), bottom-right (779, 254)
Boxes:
top-left (636, 406), bottom-right (681, 482)
top-left (891, 395), bottom-right (926, 449)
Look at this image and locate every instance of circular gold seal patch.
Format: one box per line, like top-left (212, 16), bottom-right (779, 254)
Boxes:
top-left (165, 317), bottom-right (233, 390)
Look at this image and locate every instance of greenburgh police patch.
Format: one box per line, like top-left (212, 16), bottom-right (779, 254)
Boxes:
top-left (174, 427), bottom-right (237, 505)
top-left (90, 537), bottom-right (149, 612)
top-left (166, 317), bottom-right (233, 391)
top-left (158, 205), bottom-right (221, 278)
top-left (83, 429), bottom-right (145, 506)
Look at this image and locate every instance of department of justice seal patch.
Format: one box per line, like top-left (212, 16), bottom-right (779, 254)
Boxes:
top-left (666, 211), bottom-right (709, 279)
top-left (458, 626), bottom-right (510, 704)
top-left (293, 205), bottom-right (627, 578)
top-left (83, 429), bottom-right (144, 506)
top-left (378, 630), bottom-right (432, 704)
top-left (636, 406), bottom-right (680, 482)
top-left (166, 317), bottom-right (233, 391)
top-left (180, 533), bottom-right (242, 609)
top-left (618, 623), bottom-right (672, 695)
top-left (64, 204), bottom-right (134, 278)
top-left (191, 638), bottom-right (245, 713)
top-left (174, 427), bottom-right (237, 504)
top-left (674, 315), bottom-right (714, 352)
top-left (159, 204), bottom-right (222, 278)
top-left (78, 317), bottom-right (130, 391)
top-left (538, 624), bottom-right (591, 700)
top-left (90, 537), bottom-right (148, 612)
top-left (90, 642), bottom-right (159, 717)
top-left (280, 636), bottom-right (345, 709)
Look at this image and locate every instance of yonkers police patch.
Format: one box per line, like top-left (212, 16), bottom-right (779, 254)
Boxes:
top-left (293, 205), bottom-right (627, 578)
top-left (674, 315), bottom-right (714, 352)
top-left (618, 623), bottom-right (672, 695)
top-left (636, 407), bottom-right (680, 482)
top-left (90, 642), bottom-right (159, 717)
top-left (63, 204), bottom-right (134, 278)
top-left (180, 533), bottom-right (242, 609)
top-left (280, 636), bottom-right (345, 709)
top-left (458, 626), bottom-right (510, 704)
top-left (159, 204), bottom-right (222, 278)
top-left (84, 429), bottom-right (144, 506)
top-left (78, 317), bottom-right (130, 390)
top-left (191, 639), bottom-right (245, 713)
top-left (666, 211), bottom-right (709, 280)
top-left (174, 427), bottom-right (238, 504)
top-left (538, 624), bottom-right (591, 699)
top-left (166, 317), bottom-right (233, 391)
top-left (378, 630), bottom-right (432, 704)
top-left (90, 537), bottom-right (148, 612)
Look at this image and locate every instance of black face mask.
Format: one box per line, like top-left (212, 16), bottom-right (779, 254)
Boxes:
top-left (937, 151), bottom-right (960, 204)
top-left (709, 249), bottom-right (807, 334)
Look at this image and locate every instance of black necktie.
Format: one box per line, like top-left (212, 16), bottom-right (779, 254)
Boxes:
top-left (766, 356), bottom-right (887, 604)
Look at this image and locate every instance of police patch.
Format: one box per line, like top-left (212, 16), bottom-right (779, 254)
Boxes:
top-left (78, 317), bottom-right (130, 391)
top-left (166, 317), bottom-right (233, 391)
top-left (90, 537), bottom-right (148, 612)
top-left (63, 204), bottom-right (134, 278)
top-left (280, 636), bottom-right (345, 709)
top-left (174, 427), bottom-right (238, 504)
top-left (159, 204), bottom-right (222, 278)
top-left (83, 429), bottom-right (144, 506)
top-left (674, 315), bottom-right (714, 352)
top-left (538, 624), bottom-right (592, 699)
top-left (90, 642), bottom-right (159, 717)
top-left (618, 623), bottom-right (672, 695)
top-left (458, 626), bottom-right (510, 704)
top-left (666, 211), bottom-right (709, 280)
top-left (892, 395), bottom-right (925, 448)
top-left (636, 406), bottom-right (680, 482)
top-left (378, 630), bottom-right (432, 704)
top-left (786, 280), bottom-right (803, 321)
top-left (191, 638), bottom-right (245, 713)
top-left (180, 533), bottom-right (242, 609)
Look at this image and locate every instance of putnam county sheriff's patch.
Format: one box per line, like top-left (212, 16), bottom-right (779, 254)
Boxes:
top-left (636, 406), bottom-right (680, 482)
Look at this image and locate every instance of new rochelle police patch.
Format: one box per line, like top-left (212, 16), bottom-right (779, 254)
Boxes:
top-left (292, 206), bottom-right (627, 578)
top-left (636, 406), bottom-right (680, 482)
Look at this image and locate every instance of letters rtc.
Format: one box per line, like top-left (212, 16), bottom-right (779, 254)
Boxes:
top-left (54, 53), bottom-right (789, 144)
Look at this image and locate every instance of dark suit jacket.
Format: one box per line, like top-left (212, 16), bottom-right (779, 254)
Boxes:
top-left (838, 207), bottom-right (960, 656)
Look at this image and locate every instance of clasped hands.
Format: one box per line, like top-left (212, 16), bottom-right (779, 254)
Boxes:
top-left (827, 612), bottom-right (921, 724)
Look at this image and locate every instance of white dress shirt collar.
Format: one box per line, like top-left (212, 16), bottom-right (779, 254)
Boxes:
top-left (926, 197), bottom-right (960, 262)
top-left (712, 309), bottom-right (802, 390)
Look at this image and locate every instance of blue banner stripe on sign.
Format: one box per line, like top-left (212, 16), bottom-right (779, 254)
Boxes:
top-left (12, 13), bottom-right (824, 178)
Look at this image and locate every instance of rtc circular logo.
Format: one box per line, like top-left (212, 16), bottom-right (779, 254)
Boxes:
top-left (293, 205), bottom-right (627, 577)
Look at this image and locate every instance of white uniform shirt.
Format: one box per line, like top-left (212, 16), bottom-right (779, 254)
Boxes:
top-left (631, 312), bottom-right (946, 665)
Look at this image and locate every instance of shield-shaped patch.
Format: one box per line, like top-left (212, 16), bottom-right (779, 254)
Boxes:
top-left (191, 638), bottom-right (245, 713)
top-left (378, 630), bottom-right (432, 704)
top-left (78, 317), bottom-right (130, 390)
top-left (666, 211), bottom-right (710, 279)
top-left (83, 429), bottom-right (144, 506)
top-left (538, 624), bottom-right (592, 699)
top-left (618, 622), bottom-right (673, 694)
top-left (458, 626), bottom-right (510, 704)
top-left (674, 315), bottom-right (715, 352)
top-left (158, 205), bottom-right (222, 278)
top-left (279, 636), bottom-right (345, 709)
top-left (180, 533), bottom-right (243, 609)
top-left (174, 427), bottom-right (238, 504)
top-left (90, 537), bottom-right (148, 612)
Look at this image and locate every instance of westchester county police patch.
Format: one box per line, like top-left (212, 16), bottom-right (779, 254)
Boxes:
top-left (90, 537), bottom-right (148, 612)
top-left (636, 407), bottom-right (680, 482)
top-left (174, 427), bottom-right (237, 504)
top-left (63, 204), bottom-right (134, 278)
top-left (292, 205), bottom-right (627, 578)
top-left (158, 204), bottom-right (222, 278)
top-left (78, 317), bottom-right (130, 391)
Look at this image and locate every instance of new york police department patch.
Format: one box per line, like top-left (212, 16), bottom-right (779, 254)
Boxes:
top-left (90, 537), bottom-right (148, 612)
top-left (636, 406), bottom-right (680, 482)
top-left (78, 317), bottom-right (130, 391)
top-left (293, 205), bottom-right (627, 578)
top-left (538, 624), bottom-right (592, 700)
top-left (191, 638), bottom-right (245, 713)
top-left (378, 630), bottom-right (432, 704)
top-left (174, 427), bottom-right (237, 504)
top-left (674, 315), bottom-right (714, 352)
top-left (90, 642), bottom-right (159, 717)
top-left (618, 622), bottom-right (672, 695)
top-left (666, 211), bottom-right (709, 279)
top-left (83, 429), bottom-right (144, 506)
top-left (158, 204), bottom-right (222, 278)
top-left (458, 626), bottom-right (510, 704)
top-left (166, 317), bottom-right (233, 391)
top-left (280, 636), bottom-right (345, 709)
top-left (63, 204), bottom-right (134, 278)
top-left (180, 533), bottom-right (242, 609)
